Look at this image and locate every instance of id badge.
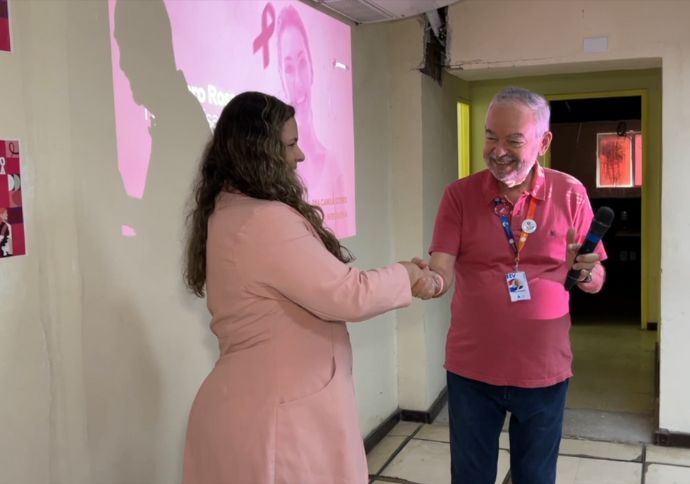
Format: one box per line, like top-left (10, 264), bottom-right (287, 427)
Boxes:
top-left (505, 271), bottom-right (531, 302)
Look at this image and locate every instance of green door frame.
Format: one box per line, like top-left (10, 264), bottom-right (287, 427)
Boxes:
top-left (457, 100), bottom-right (471, 179)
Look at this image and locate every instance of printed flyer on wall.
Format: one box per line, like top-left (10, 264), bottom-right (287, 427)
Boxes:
top-left (0, 0), bottom-right (11, 52)
top-left (0, 139), bottom-right (25, 258)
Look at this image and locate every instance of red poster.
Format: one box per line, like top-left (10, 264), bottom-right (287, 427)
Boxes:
top-left (597, 134), bottom-right (633, 188)
top-left (0, 0), bottom-right (10, 52)
top-left (0, 139), bottom-right (25, 258)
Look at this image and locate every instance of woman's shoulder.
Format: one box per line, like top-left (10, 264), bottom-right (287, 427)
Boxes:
top-left (214, 193), bottom-right (306, 230)
top-left (216, 192), bottom-right (290, 212)
top-left (254, 200), bottom-right (303, 223)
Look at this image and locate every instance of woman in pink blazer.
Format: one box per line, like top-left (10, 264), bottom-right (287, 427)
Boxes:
top-left (182, 92), bottom-right (428, 484)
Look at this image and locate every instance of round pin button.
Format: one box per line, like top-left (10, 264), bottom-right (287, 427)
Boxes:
top-left (521, 219), bottom-right (537, 234)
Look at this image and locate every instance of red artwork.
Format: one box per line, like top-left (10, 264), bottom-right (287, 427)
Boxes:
top-left (0, 139), bottom-right (25, 258)
top-left (597, 134), bottom-right (633, 188)
top-left (634, 133), bottom-right (643, 187)
top-left (0, 0), bottom-right (10, 52)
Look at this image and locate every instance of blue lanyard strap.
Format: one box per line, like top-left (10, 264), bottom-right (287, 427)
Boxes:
top-left (499, 215), bottom-right (518, 255)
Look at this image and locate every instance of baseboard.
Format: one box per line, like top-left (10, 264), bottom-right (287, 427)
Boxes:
top-left (400, 387), bottom-right (448, 423)
top-left (651, 343), bottom-right (690, 448)
top-left (654, 429), bottom-right (690, 448)
top-left (363, 386), bottom-right (448, 453)
top-left (363, 411), bottom-right (400, 454)
top-left (654, 342), bottom-right (660, 431)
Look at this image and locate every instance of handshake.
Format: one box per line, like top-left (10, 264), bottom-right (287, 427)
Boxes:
top-left (400, 257), bottom-right (445, 301)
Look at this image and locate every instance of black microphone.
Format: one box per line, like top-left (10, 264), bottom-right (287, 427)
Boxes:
top-left (564, 206), bottom-right (614, 291)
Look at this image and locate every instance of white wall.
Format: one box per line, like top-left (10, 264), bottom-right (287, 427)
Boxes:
top-left (0, 1), bottom-right (454, 484)
top-left (343, 20), bottom-right (400, 434)
top-left (0, 3), bottom-right (89, 484)
top-left (422, 73), bottom-right (469, 405)
top-left (447, 0), bottom-right (690, 434)
top-left (385, 18), bottom-right (429, 411)
top-left (67, 3), bottom-right (213, 482)
top-left (0, 7), bottom-right (50, 477)
top-left (380, 18), bottom-right (462, 412)
top-left (350, 14), bottom-right (464, 430)
top-left (0, 2), bottom-right (459, 483)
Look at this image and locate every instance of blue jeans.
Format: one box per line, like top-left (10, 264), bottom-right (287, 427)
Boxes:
top-left (447, 371), bottom-right (569, 484)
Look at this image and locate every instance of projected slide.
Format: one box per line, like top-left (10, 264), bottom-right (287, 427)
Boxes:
top-left (108, 0), bottom-right (356, 238)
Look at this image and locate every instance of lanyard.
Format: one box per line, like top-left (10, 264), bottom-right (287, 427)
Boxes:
top-left (495, 196), bottom-right (539, 270)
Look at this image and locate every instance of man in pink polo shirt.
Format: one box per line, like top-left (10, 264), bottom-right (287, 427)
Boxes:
top-left (419, 87), bottom-right (606, 484)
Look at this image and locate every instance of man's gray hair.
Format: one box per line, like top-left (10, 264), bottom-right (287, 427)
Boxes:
top-left (489, 86), bottom-right (551, 136)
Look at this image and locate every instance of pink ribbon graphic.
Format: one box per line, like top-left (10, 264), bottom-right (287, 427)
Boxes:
top-left (253, 3), bottom-right (275, 69)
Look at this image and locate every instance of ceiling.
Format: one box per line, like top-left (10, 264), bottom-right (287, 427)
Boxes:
top-left (309, 0), bottom-right (461, 24)
top-left (446, 58), bottom-right (662, 82)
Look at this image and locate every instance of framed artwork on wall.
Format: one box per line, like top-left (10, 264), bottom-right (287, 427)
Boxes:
top-left (596, 133), bottom-right (633, 188)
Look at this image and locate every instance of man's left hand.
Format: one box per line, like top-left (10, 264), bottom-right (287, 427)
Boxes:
top-left (566, 227), bottom-right (601, 282)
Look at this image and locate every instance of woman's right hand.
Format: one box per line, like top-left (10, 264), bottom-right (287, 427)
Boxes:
top-left (399, 260), bottom-right (437, 300)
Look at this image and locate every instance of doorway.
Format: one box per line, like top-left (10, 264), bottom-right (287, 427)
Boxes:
top-left (549, 95), bottom-right (642, 323)
top-left (549, 93), bottom-right (656, 442)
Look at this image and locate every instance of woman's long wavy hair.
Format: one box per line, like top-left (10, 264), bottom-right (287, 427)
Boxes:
top-left (184, 91), bottom-right (353, 297)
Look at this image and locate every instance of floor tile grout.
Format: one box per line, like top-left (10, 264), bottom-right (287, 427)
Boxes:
top-left (644, 460), bottom-right (690, 469)
top-left (409, 437), bottom-right (646, 464)
top-left (410, 437), bottom-right (450, 444)
top-left (558, 452), bottom-right (644, 464)
top-left (370, 323), bottom-right (676, 483)
top-left (370, 476), bottom-right (424, 484)
top-left (369, 424), bottom-right (690, 484)
top-left (369, 424), bottom-right (424, 483)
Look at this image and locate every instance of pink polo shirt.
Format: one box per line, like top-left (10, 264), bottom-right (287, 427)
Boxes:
top-left (430, 164), bottom-right (607, 388)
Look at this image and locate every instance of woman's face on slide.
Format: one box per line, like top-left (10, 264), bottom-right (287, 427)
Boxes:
top-left (280, 26), bottom-right (312, 109)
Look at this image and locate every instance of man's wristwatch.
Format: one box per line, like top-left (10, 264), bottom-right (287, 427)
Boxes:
top-left (431, 271), bottom-right (445, 297)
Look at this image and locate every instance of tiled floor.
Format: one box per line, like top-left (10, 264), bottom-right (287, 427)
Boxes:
top-left (367, 421), bottom-right (690, 484)
top-left (368, 322), bottom-right (672, 483)
top-left (566, 322), bottom-right (657, 443)
top-left (568, 324), bottom-right (655, 412)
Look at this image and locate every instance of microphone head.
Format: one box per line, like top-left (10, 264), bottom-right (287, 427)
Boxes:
top-left (594, 206), bottom-right (615, 225)
top-left (590, 206), bottom-right (615, 236)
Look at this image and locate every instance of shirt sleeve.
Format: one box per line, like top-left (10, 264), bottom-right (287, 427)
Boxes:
top-left (429, 184), bottom-right (462, 256)
top-left (246, 204), bottom-right (412, 322)
top-left (573, 189), bottom-right (608, 261)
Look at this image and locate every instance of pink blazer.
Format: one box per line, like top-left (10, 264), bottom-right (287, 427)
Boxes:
top-left (183, 193), bottom-right (411, 484)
